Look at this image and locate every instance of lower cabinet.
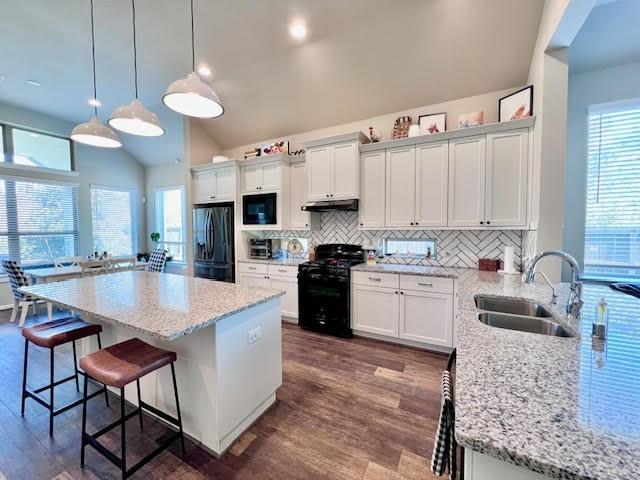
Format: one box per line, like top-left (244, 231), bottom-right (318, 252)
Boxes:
top-left (352, 272), bottom-right (454, 349)
top-left (238, 272), bottom-right (270, 289)
top-left (269, 275), bottom-right (298, 320)
top-left (238, 263), bottom-right (299, 320)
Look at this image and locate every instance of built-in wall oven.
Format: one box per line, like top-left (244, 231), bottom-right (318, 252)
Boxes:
top-left (242, 193), bottom-right (277, 226)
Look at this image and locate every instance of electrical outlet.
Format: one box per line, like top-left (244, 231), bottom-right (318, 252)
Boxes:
top-left (247, 326), bottom-right (262, 345)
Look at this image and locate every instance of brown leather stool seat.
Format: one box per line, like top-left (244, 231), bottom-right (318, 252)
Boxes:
top-left (80, 338), bottom-right (177, 388)
top-left (22, 317), bottom-right (102, 348)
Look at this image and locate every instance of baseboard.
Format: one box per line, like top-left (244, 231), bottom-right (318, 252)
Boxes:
top-left (353, 329), bottom-right (453, 354)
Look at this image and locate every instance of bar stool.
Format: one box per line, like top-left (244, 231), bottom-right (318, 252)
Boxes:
top-left (21, 317), bottom-right (110, 436)
top-left (79, 338), bottom-right (185, 479)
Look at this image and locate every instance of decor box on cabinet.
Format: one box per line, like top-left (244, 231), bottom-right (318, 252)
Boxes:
top-left (238, 262), bottom-right (299, 321)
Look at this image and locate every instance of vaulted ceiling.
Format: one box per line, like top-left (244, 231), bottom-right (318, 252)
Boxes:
top-left (0, 0), bottom-right (544, 165)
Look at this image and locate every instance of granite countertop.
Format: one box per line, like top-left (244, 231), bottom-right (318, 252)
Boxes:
top-left (21, 271), bottom-right (284, 341)
top-left (351, 262), bottom-right (462, 278)
top-left (239, 258), bottom-right (307, 266)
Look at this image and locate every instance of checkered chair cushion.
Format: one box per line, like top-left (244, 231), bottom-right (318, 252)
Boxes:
top-left (2, 259), bottom-right (32, 301)
top-left (146, 249), bottom-right (167, 273)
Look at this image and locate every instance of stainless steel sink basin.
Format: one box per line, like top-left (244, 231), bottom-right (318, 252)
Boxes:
top-left (477, 312), bottom-right (575, 337)
top-left (475, 296), bottom-right (553, 318)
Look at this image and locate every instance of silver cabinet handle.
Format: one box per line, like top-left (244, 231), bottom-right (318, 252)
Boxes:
top-left (278, 269), bottom-right (287, 273)
top-left (248, 266), bottom-right (256, 270)
top-left (368, 277), bottom-right (382, 282)
top-left (418, 282), bottom-right (433, 287)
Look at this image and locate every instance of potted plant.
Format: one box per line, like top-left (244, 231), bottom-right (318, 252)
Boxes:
top-left (150, 232), bottom-right (161, 250)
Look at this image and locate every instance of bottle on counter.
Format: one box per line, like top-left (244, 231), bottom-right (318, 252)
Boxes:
top-left (592, 297), bottom-right (609, 340)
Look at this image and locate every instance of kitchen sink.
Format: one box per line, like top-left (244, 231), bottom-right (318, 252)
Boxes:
top-left (475, 296), bottom-right (553, 318)
top-left (477, 312), bottom-right (575, 337)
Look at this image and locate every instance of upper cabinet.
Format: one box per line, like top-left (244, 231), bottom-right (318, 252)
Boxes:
top-left (448, 136), bottom-right (486, 227)
top-left (241, 160), bottom-right (281, 193)
top-left (304, 132), bottom-right (370, 201)
top-left (290, 161), bottom-right (320, 230)
top-left (193, 163), bottom-right (237, 204)
top-left (359, 151), bottom-right (386, 228)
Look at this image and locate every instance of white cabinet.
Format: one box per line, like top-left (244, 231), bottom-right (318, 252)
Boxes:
top-left (193, 165), bottom-right (236, 204)
top-left (269, 276), bottom-right (298, 319)
top-left (485, 129), bottom-right (528, 227)
top-left (352, 285), bottom-right (399, 336)
top-left (290, 162), bottom-right (312, 230)
top-left (352, 273), bottom-right (455, 350)
top-left (385, 142), bottom-right (448, 228)
top-left (238, 272), bottom-right (270, 289)
top-left (238, 262), bottom-right (299, 320)
top-left (448, 136), bottom-right (486, 227)
top-left (359, 151), bottom-right (386, 228)
top-left (241, 161), bottom-right (281, 193)
top-left (306, 140), bottom-right (360, 200)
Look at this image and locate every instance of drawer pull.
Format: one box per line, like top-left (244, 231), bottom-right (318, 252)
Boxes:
top-left (278, 269), bottom-right (287, 273)
top-left (248, 267), bottom-right (256, 270)
top-left (418, 282), bottom-right (434, 287)
top-left (368, 277), bottom-right (382, 282)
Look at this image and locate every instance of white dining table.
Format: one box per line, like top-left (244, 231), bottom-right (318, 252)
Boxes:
top-left (27, 259), bottom-right (146, 284)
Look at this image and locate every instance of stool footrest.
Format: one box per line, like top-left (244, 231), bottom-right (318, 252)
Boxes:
top-left (140, 400), bottom-right (181, 428)
top-left (33, 373), bottom-right (78, 394)
top-left (25, 386), bottom-right (108, 416)
top-left (84, 434), bottom-right (123, 469)
top-left (92, 407), bottom-right (142, 439)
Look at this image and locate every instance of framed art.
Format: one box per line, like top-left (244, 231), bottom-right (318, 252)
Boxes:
top-left (419, 112), bottom-right (446, 135)
top-left (457, 111), bottom-right (484, 128)
top-left (499, 85), bottom-right (533, 122)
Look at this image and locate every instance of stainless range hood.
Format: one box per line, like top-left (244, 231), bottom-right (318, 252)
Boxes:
top-left (301, 199), bottom-right (359, 212)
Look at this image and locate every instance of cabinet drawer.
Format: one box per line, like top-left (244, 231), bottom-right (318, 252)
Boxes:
top-left (400, 275), bottom-right (453, 294)
top-left (352, 271), bottom-right (399, 288)
top-left (239, 263), bottom-right (268, 275)
top-left (267, 264), bottom-right (298, 277)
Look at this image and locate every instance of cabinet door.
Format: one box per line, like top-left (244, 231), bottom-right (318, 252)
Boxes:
top-left (332, 141), bottom-right (359, 199)
top-left (290, 163), bottom-right (310, 229)
top-left (385, 147), bottom-right (416, 227)
top-left (359, 151), bottom-right (386, 228)
top-left (269, 276), bottom-right (298, 319)
top-left (214, 167), bottom-right (236, 201)
top-left (448, 136), bottom-right (486, 227)
top-left (352, 285), bottom-right (399, 336)
top-left (242, 165), bottom-right (262, 193)
top-left (307, 146), bottom-right (333, 201)
top-left (485, 130), bottom-right (528, 227)
top-left (194, 171), bottom-right (215, 203)
top-left (238, 272), bottom-right (270, 289)
top-left (399, 290), bottom-right (452, 347)
top-left (415, 142), bottom-right (448, 227)
top-left (260, 162), bottom-right (281, 191)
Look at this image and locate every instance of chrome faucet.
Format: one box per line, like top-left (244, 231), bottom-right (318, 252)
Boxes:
top-left (523, 250), bottom-right (583, 317)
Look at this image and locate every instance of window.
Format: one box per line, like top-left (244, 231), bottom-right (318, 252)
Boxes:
top-left (156, 187), bottom-right (186, 262)
top-left (1, 125), bottom-right (72, 171)
top-left (383, 238), bottom-right (436, 258)
top-left (91, 186), bottom-right (137, 256)
top-left (0, 177), bottom-right (79, 266)
top-left (584, 100), bottom-right (640, 281)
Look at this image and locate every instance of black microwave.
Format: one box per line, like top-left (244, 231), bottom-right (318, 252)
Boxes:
top-left (242, 193), bottom-right (277, 225)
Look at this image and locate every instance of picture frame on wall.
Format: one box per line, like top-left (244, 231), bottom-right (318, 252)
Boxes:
top-left (499, 85), bottom-right (533, 122)
top-left (457, 111), bottom-right (484, 128)
top-left (418, 112), bottom-right (446, 135)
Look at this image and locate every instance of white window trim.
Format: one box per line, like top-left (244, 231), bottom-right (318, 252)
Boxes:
top-left (90, 184), bottom-right (138, 256)
top-left (155, 185), bottom-right (187, 264)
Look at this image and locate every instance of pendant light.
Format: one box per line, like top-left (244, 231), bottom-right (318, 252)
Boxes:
top-left (71, 0), bottom-right (122, 148)
top-left (162, 0), bottom-right (224, 118)
top-left (108, 0), bottom-right (164, 136)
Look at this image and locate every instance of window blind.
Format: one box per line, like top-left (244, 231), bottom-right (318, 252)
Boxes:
top-left (0, 177), bottom-right (79, 265)
top-left (585, 101), bottom-right (640, 280)
top-left (155, 188), bottom-right (186, 262)
top-left (91, 185), bottom-right (137, 256)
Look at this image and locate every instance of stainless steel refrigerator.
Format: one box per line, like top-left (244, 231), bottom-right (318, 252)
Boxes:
top-left (193, 203), bottom-right (235, 282)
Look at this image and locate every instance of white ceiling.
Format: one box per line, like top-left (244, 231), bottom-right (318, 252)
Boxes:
top-left (0, 0), bottom-right (544, 165)
top-left (570, 0), bottom-right (640, 74)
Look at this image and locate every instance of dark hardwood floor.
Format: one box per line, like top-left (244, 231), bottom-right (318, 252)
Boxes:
top-left (0, 307), bottom-right (447, 479)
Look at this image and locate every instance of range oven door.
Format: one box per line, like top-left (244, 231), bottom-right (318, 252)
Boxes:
top-left (242, 193), bottom-right (277, 225)
top-left (298, 271), bottom-right (352, 337)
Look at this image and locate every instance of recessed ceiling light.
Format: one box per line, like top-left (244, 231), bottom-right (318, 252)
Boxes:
top-left (289, 22), bottom-right (307, 40)
top-left (197, 65), bottom-right (212, 77)
top-left (27, 80), bottom-right (41, 87)
top-left (88, 98), bottom-right (101, 107)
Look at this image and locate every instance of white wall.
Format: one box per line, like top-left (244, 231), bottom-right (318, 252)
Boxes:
top-left (189, 119), bottom-right (221, 166)
top-left (0, 101), bottom-right (146, 306)
top-left (563, 61), bottom-right (640, 270)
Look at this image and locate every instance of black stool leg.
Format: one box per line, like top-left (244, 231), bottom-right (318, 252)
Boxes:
top-left (136, 379), bottom-right (143, 430)
top-left (21, 339), bottom-right (29, 416)
top-left (120, 387), bottom-right (127, 479)
top-left (171, 362), bottom-right (186, 456)
top-left (72, 340), bottom-right (80, 392)
top-left (49, 347), bottom-right (55, 436)
top-left (96, 333), bottom-right (110, 408)
top-left (80, 374), bottom-right (89, 468)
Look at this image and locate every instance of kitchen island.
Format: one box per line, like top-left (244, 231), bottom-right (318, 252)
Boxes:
top-left (21, 270), bottom-right (285, 456)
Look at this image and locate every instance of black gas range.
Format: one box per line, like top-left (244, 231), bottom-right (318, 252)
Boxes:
top-left (298, 244), bottom-right (364, 338)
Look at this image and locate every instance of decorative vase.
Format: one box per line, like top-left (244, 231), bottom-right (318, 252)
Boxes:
top-left (408, 124), bottom-right (421, 137)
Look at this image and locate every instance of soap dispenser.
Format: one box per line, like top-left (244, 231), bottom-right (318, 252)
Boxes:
top-left (592, 297), bottom-right (609, 340)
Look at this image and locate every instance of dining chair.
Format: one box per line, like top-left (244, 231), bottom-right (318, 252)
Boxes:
top-left (146, 249), bottom-right (168, 273)
top-left (2, 259), bottom-right (52, 327)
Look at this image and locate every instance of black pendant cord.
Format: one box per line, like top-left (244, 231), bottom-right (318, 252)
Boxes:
top-left (132, 0), bottom-right (139, 99)
top-left (90, 0), bottom-right (98, 116)
top-left (190, 0), bottom-right (195, 71)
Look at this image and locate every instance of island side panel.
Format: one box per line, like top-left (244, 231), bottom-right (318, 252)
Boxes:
top-left (214, 297), bottom-right (283, 452)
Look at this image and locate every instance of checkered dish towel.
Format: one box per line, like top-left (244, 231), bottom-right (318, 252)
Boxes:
top-left (430, 370), bottom-right (457, 479)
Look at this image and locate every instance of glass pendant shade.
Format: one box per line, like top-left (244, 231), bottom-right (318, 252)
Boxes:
top-left (162, 72), bottom-right (224, 118)
top-left (108, 99), bottom-right (164, 136)
top-left (71, 116), bottom-right (122, 148)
